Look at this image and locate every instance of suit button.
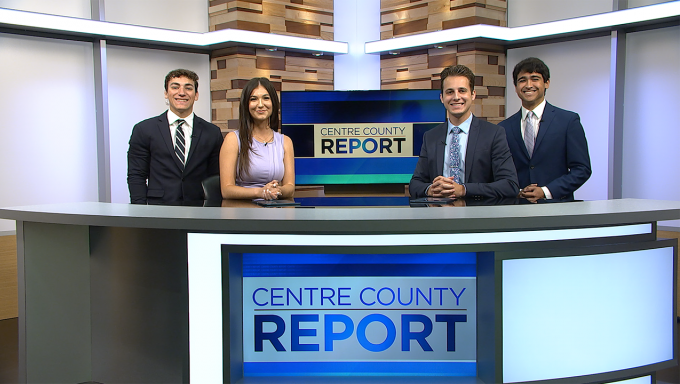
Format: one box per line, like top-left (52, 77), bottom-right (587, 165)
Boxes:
top-left (530, 166), bottom-right (535, 169)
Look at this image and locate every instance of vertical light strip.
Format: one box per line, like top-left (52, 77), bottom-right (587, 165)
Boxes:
top-left (187, 234), bottom-right (224, 383)
top-left (91, 0), bottom-right (111, 202)
top-left (333, 0), bottom-right (380, 90)
top-left (608, 0), bottom-right (627, 200)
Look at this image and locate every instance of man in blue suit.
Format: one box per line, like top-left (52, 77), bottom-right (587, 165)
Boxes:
top-left (410, 65), bottom-right (518, 199)
top-left (127, 69), bottom-right (223, 204)
top-left (499, 57), bottom-right (591, 202)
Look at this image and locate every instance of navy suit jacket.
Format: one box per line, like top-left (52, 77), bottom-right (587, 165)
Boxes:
top-left (409, 116), bottom-right (519, 198)
top-left (499, 103), bottom-right (591, 201)
top-left (127, 112), bottom-right (224, 204)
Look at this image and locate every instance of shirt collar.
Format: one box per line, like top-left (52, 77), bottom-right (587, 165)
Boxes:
top-left (521, 99), bottom-right (547, 121)
top-left (167, 110), bottom-right (195, 128)
top-left (447, 113), bottom-right (473, 135)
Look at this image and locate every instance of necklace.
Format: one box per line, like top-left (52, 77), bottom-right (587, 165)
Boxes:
top-left (253, 129), bottom-right (274, 146)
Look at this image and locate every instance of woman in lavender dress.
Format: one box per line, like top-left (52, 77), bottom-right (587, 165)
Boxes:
top-left (219, 77), bottom-right (295, 200)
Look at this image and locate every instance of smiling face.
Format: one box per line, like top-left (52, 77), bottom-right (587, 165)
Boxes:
top-left (440, 75), bottom-right (476, 125)
top-left (164, 76), bottom-right (198, 118)
top-left (248, 84), bottom-right (273, 124)
top-left (514, 71), bottom-right (550, 110)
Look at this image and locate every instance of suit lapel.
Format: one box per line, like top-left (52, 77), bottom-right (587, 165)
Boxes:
top-left (535, 103), bottom-right (556, 153)
top-left (185, 117), bottom-right (203, 168)
top-left (158, 113), bottom-right (185, 171)
top-left (510, 111), bottom-right (529, 159)
top-left (435, 123), bottom-right (447, 177)
top-left (464, 116), bottom-right (480, 182)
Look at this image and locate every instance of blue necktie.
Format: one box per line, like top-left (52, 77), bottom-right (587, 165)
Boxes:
top-left (448, 126), bottom-right (462, 184)
top-left (174, 119), bottom-right (186, 170)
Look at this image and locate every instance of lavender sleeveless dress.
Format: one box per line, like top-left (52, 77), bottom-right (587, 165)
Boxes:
top-left (235, 131), bottom-right (285, 188)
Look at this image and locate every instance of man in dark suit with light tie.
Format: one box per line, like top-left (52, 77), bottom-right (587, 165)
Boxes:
top-left (127, 69), bottom-right (224, 204)
top-left (499, 57), bottom-right (591, 202)
top-left (410, 65), bottom-right (519, 199)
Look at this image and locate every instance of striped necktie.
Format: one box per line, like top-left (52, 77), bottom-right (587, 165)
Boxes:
top-left (174, 119), bottom-right (186, 170)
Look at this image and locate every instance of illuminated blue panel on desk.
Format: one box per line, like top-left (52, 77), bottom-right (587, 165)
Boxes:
top-left (241, 252), bottom-right (477, 377)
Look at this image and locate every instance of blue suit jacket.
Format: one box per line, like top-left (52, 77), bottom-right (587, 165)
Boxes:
top-left (127, 112), bottom-right (224, 204)
top-left (409, 116), bottom-right (519, 198)
top-left (499, 103), bottom-right (591, 200)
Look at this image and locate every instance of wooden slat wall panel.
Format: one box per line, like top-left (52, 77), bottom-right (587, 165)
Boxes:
top-left (380, 46), bottom-right (506, 123)
top-left (210, 49), bottom-right (333, 132)
top-left (209, 0), bottom-right (333, 38)
top-left (209, 0), bottom-right (335, 133)
top-left (0, 236), bottom-right (17, 320)
top-left (209, 1), bottom-right (508, 129)
top-left (380, 0), bottom-right (507, 123)
top-left (381, 0), bottom-right (507, 39)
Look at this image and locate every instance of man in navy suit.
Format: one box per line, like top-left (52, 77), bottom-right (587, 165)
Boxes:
top-left (410, 65), bottom-right (518, 199)
top-left (127, 69), bottom-right (224, 204)
top-left (499, 57), bottom-right (591, 202)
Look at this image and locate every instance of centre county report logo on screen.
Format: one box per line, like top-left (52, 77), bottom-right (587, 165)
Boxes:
top-left (243, 276), bottom-right (476, 362)
top-left (314, 123), bottom-right (414, 158)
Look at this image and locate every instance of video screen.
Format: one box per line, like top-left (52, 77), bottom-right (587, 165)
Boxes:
top-left (281, 90), bottom-right (444, 185)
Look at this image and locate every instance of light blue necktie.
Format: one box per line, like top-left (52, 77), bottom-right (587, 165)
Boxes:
top-left (448, 126), bottom-right (462, 184)
top-left (524, 111), bottom-right (536, 158)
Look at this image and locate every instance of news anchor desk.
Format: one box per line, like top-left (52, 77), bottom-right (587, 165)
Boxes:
top-left (0, 199), bottom-right (678, 384)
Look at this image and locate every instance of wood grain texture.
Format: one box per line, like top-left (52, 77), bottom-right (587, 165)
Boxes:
top-left (379, 1), bottom-right (507, 122)
top-left (210, 48), bottom-right (333, 132)
top-left (380, 46), bottom-right (506, 123)
top-left (209, 0), bottom-right (334, 132)
top-left (381, 0), bottom-right (506, 39)
top-left (209, 0), bottom-right (333, 39)
top-left (0, 236), bottom-right (17, 320)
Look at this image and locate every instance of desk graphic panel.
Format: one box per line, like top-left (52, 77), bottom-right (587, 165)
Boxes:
top-left (186, 224), bottom-right (662, 383)
top-left (240, 252), bottom-right (476, 376)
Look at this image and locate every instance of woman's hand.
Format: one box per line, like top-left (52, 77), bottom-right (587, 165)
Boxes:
top-left (261, 180), bottom-right (282, 200)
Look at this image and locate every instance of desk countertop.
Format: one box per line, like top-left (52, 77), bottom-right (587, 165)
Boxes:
top-left (0, 199), bottom-right (680, 233)
top-left (0, 199), bottom-right (679, 234)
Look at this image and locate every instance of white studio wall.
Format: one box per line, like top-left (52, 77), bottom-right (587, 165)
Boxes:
top-left (622, 25), bottom-right (680, 229)
top-left (106, 46), bottom-right (211, 204)
top-left (505, 36), bottom-right (612, 201)
top-left (0, 0), bottom-right (91, 19)
top-left (629, 0), bottom-right (677, 8)
top-left (0, 34), bottom-right (99, 233)
top-left (507, 0), bottom-right (613, 27)
top-left (104, 0), bottom-right (209, 33)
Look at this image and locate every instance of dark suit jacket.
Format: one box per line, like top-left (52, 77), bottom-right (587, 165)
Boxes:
top-left (499, 103), bottom-right (591, 201)
top-left (409, 116), bottom-right (519, 198)
top-left (127, 112), bottom-right (224, 204)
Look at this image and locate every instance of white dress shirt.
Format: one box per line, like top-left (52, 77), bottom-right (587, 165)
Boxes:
top-left (520, 99), bottom-right (552, 199)
top-left (167, 110), bottom-right (195, 164)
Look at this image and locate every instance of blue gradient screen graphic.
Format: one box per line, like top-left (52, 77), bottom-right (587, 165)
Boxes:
top-left (240, 252), bottom-right (477, 377)
top-left (281, 90), bottom-right (443, 185)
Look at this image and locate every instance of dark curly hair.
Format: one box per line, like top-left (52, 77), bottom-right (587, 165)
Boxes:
top-left (512, 57), bottom-right (550, 85)
top-left (164, 69), bottom-right (199, 92)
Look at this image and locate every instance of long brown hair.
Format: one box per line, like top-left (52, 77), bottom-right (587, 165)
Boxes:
top-left (236, 77), bottom-right (280, 179)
